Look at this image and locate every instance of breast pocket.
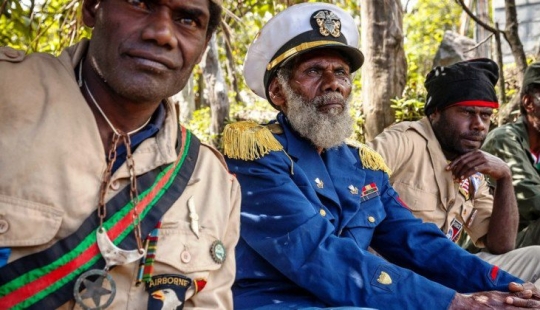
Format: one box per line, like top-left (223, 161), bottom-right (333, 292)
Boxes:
top-left (0, 194), bottom-right (63, 249)
top-left (153, 221), bottom-right (224, 281)
top-left (393, 181), bottom-right (443, 225)
top-left (343, 197), bottom-right (387, 249)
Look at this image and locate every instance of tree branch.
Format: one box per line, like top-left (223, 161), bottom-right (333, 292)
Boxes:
top-left (455, 0), bottom-right (499, 33)
top-left (464, 32), bottom-right (494, 53)
top-left (0, 0), bottom-right (8, 17)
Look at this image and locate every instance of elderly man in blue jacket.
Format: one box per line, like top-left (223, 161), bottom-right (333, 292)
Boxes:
top-left (223, 2), bottom-right (540, 309)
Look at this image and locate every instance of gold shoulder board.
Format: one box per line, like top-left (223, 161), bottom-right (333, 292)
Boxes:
top-left (223, 121), bottom-right (283, 161)
top-left (346, 140), bottom-right (392, 176)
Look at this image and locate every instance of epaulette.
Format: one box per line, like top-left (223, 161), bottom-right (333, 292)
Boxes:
top-left (346, 139), bottom-right (392, 176)
top-left (223, 121), bottom-right (283, 161)
top-left (0, 46), bottom-right (26, 63)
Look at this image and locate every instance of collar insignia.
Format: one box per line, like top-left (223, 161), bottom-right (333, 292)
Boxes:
top-left (315, 178), bottom-right (324, 189)
top-left (312, 10), bottom-right (341, 37)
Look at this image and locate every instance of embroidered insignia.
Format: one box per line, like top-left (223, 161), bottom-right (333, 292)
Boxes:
top-left (348, 185), bottom-right (359, 195)
top-left (490, 266), bottom-right (499, 281)
top-left (312, 10), bottom-right (341, 37)
top-left (315, 178), bottom-right (324, 189)
top-left (146, 274), bottom-right (191, 310)
top-left (74, 269), bottom-right (116, 310)
top-left (194, 278), bottom-right (207, 294)
top-left (446, 218), bottom-right (463, 242)
top-left (377, 271), bottom-right (392, 285)
top-left (458, 178), bottom-right (471, 201)
top-left (210, 240), bottom-right (226, 264)
top-left (361, 183), bottom-right (379, 202)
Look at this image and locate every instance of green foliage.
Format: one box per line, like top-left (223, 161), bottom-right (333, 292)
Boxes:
top-left (391, 86), bottom-right (426, 123)
top-left (404, 0), bottom-right (462, 95)
top-left (0, 0), bottom-right (90, 54)
top-left (185, 107), bottom-right (215, 144)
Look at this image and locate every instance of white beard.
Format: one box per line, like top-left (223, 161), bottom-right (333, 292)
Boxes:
top-left (278, 75), bottom-right (353, 150)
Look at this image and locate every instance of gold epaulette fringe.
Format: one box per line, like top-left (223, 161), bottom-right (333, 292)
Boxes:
top-left (346, 140), bottom-right (392, 176)
top-left (359, 144), bottom-right (392, 176)
top-left (223, 121), bottom-right (283, 161)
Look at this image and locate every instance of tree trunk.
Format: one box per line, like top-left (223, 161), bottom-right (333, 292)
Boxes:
top-left (476, 0), bottom-right (491, 58)
top-left (170, 74), bottom-right (196, 124)
top-left (503, 0), bottom-right (527, 80)
top-left (200, 35), bottom-right (230, 147)
top-left (361, 0), bottom-right (407, 141)
top-left (222, 21), bottom-right (244, 106)
top-left (497, 0), bottom-right (527, 124)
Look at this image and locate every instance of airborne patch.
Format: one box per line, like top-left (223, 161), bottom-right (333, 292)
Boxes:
top-left (146, 274), bottom-right (192, 310)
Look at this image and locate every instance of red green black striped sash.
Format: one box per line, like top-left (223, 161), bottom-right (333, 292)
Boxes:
top-left (0, 127), bottom-right (199, 309)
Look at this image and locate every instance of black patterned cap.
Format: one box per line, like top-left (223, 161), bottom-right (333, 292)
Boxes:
top-left (424, 58), bottom-right (499, 115)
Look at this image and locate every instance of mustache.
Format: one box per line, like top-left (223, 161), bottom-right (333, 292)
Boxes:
top-left (462, 131), bottom-right (486, 141)
top-left (311, 92), bottom-right (347, 107)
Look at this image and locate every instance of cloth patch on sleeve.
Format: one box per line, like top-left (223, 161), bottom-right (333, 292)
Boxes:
top-left (446, 218), bottom-right (463, 242)
top-left (146, 274), bottom-right (192, 310)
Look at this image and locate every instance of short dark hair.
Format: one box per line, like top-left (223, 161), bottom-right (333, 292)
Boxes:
top-left (207, 1), bottom-right (222, 38)
top-left (520, 84), bottom-right (540, 115)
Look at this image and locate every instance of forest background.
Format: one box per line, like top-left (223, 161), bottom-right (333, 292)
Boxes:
top-left (1, 0), bottom-right (538, 148)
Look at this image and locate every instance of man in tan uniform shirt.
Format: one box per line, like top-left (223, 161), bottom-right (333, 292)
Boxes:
top-left (0, 0), bottom-right (241, 309)
top-left (369, 59), bottom-right (540, 286)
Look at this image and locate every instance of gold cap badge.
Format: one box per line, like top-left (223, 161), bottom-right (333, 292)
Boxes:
top-left (312, 10), bottom-right (341, 37)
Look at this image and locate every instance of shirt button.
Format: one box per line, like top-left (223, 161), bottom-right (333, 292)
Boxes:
top-left (181, 250), bottom-right (192, 263)
top-left (0, 219), bottom-right (9, 233)
top-left (368, 216), bottom-right (376, 223)
top-left (4, 49), bottom-right (19, 59)
top-left (110, 180), bottom-right (120, 190)
top-left (319, 209), bottom-right (326, 217)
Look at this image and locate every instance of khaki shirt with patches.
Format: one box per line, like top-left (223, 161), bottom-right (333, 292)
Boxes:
top-left (0, 42), bottom-right (241, 309)
top-left (368, 117), bottom-right (492, 247)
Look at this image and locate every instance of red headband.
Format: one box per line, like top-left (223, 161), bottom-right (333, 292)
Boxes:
top-left (450, 100), bottom-right (499, 109)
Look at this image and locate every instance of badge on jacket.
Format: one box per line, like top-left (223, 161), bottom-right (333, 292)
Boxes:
top-left (361, 183), bottom-right (379, 202)
top-left (458, 173), bottom-right (481, 201)
top-left (146, 274), bottom-right (191, 310)
top-left (446, 218), bottom-right (463, 242)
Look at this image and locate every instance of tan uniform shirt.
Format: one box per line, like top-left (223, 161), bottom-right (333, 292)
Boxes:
top-left (368, 117), bottom-right (492, 247)
top-left (0, 41), bottom-right (241, 309)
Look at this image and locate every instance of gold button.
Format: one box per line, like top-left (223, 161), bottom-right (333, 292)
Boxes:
top-left (368, 216), bottom-right (375, 223)
top-left (0, 219), bottom-right (9, 234)
top-left (320, 209), bottom-right (326, 217)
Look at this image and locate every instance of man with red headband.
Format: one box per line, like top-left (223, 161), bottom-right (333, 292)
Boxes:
top-left (369, 58), bottom-right (540, 285)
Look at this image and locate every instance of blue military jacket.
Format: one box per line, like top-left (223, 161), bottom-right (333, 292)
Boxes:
top-left (224, 113), bottom-right (521, 310)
